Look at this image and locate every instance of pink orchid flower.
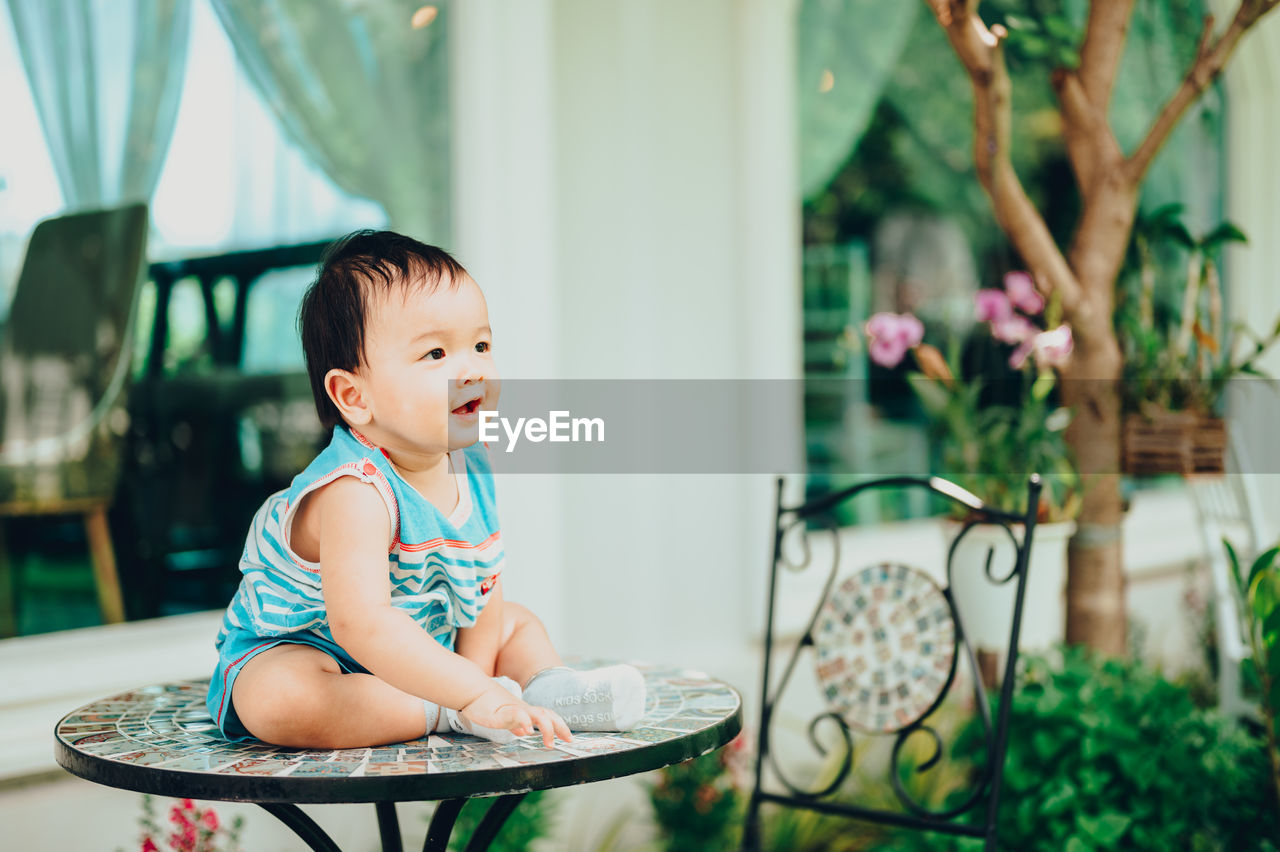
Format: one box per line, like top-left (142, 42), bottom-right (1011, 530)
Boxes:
top-left (864, 312), bottom-right (924, 369)
top-left (1009, 324), bottom-right (1073, 369)
top-left (1034, 324), bottom-right (1073, 367)
top-left (974, 288), bottom-right (1013, 323)
top-left (990, 314), bottom-right (1038, 345)
top-left (1003, 271), bottom-right (1045, 315)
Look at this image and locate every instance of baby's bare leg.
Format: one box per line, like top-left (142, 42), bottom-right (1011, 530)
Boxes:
top-left (493, 601), bottom-right (565, 686)
top-left (232, 644), bottom-right (425, 748)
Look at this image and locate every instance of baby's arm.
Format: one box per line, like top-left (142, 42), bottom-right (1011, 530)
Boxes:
top-left (454, 577), bottom-right (503, 677)
top-left (316, 478), bottom-right (567, 744)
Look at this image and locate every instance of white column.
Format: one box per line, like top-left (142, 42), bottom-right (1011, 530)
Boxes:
top-left (1211, 5), bottom-right (1280, 525)
top-left (549, 0), bottom-right (801, 672)
top-left (450, 0), bottom-right (566, 627)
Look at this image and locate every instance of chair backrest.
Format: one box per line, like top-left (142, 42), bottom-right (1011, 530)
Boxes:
top-left (743, 474), bottom-right (1042, 852)
top-left (0, 204), bottom-right (149, 500)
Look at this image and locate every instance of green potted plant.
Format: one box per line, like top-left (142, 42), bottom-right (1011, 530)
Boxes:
top-left (864, 271), bottom-right (1080, 655)
top-left (1118, 207), bottom-right (1280, 475)
top-left (1225, 540), bottom-right (1280, 813)
top-left (889, 648), bottom-right (1280, 851)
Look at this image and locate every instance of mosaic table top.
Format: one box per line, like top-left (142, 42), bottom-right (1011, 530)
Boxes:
top-left (55, 663), bottom-right (742, 804)
top-left (813, 563), bottom-right (957, 734)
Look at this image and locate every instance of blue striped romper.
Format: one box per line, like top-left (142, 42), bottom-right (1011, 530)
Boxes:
top-left (205, 426), bottom-right (505, 740)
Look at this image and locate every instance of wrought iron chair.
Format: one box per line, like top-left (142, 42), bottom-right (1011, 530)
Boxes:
top-left (0, 204), bottom-right (149, 635)
top-left (743, 474), bottom-right (1042, 851)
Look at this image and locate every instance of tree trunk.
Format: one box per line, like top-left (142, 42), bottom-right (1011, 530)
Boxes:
top-left (1060, 179), bottom-right (1135, 656)
top-left (923, 0), bottom-right (1280, 655)
top-left (1060, 339), bottom-right (1127, 655)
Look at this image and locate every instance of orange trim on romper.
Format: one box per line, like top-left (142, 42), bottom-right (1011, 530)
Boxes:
top-left (398, 530), bottom-right (501, 553)
top-left (284, 460), bottom-right (403, 573)
top-left (216, 640), bottom-right (278, 727)
top-left (349, 427), bottom-right (379, 451)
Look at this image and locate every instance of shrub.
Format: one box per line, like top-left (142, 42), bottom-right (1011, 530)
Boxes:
top-left (895, 648), bottom-right (1279, 851)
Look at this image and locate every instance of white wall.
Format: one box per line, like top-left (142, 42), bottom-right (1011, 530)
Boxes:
top-left (452, 0), bottom-right (804, 673)
top-left (1213, 3), bottom-right (1280, 520)
top-left (547, 0), bottom-right (802, 669)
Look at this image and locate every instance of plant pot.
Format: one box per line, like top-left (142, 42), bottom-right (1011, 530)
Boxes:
top-left (944, 520), bottom-right (1075, 656)
top-left (1191, 415), bottom-right (1227, 474)
top-left (1122, 409), bottom-right (1226, 475)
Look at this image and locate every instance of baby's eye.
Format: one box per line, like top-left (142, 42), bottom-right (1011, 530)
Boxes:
top-left (475, 341), bottom-right (491, 353)
top-left (422, 348), bottom-right (445, 361)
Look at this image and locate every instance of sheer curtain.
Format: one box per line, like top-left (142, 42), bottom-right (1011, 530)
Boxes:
top-left (797, 0), bottom-right (918, 201)
top-left (4, 0), bottom-right (190, 209)
top-left (209, 0), bottom-right (452, 242)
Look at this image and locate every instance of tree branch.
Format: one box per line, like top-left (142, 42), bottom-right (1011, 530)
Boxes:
top-left (1126, 0), bottom-right (1280, 184)
top-left (1078, 0), bottom-right (1137, 110)
top-left (923, 0), bottom-right (1084, 313)
top-left (1051, 68), bottom-right (1123, 196)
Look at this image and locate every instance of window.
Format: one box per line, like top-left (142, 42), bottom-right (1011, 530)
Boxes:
top-left (796, 2), bottom-right (1223, 524)
top-left (0, 0), bottom-right (395, 636)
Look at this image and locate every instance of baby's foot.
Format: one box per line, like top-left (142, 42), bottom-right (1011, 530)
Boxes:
top-left (443, 676), bottom-right (523, 744)
top-left (522, 665), bottom-right (645, 731)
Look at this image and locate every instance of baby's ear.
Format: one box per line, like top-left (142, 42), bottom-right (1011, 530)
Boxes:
top-left (325, 368), bottom-right (371, 425)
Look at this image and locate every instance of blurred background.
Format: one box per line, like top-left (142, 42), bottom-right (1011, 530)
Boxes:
top-left (3, 0), bottom-right (1280, 848)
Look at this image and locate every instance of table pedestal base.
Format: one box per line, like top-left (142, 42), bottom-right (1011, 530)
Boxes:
top-left (259, 794), bottom-right (528, 852)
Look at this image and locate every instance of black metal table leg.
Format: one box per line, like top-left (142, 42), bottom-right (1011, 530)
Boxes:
top-left (423, 798), bottom-right (466, 852)
top-left (464, 794), bottom-right (528, 852)
top-left (376, 801), bottom-right (402, 851)
top-left (259, 802), bottom-right (343, 852)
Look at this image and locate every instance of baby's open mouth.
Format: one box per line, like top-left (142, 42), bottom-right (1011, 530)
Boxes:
top-left (452, 398), bottom-right (482, 415)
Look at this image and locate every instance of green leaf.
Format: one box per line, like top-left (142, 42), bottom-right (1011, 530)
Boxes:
top-left (1268, 672), bottom-right (1280, 714)
top-left (1065, 836), bottom-right (1093, 852)
top-left (1224, 538), bottom-right (1244, 596)
top-left (1042, 782), bottom-right (1076, 816)
top-left (1079, 813), bottom-right (1131, 845)
top-left (1265, 607), bottom-right (1280, 644)
top-left (1003, 13), bottom-right (1036, 31)
top-left (1202, 221), bottom-right (1249, 249)
top-left (1147, 202), bottom-right (1186, 225)
top-left (1031, 369), bottom-right (1056, 401)
top-left (1016, 33), bottom-right (1051, 59)
top-left (1167, 222), bottom-right (1195, 248)
top-left (1248, 546), bottom-right (1280, 596)
top-left (906, 372), bottom-right (952, 417)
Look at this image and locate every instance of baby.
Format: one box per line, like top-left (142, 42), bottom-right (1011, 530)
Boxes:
top-left (205, 230), bottom-right (644, 748)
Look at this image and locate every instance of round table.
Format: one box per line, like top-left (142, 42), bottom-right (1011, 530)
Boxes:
top-left (54, 663), bottom-right (742, 852)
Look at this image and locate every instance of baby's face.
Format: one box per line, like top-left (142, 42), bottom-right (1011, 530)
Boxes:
top-left (357, 272), bottom-right (499, 457)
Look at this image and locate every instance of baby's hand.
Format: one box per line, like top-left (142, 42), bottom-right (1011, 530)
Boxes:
top-left (459, 682), bottom-right (573, 748)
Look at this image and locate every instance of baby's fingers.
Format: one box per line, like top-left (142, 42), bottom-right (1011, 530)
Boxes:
top-left (548, 710), bottom-right (573, 744)
top-left (529, 707), bottom-right (570, 748)
top-left (500, 706), bottom-right (534, 738)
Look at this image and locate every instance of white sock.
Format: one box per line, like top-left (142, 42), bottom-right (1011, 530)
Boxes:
top-left (522, 665), bottom-right (645, 731)
top-left (437, 676), bottom-right (523, 744)
top-left (422, 700), bottom-right (441, 737)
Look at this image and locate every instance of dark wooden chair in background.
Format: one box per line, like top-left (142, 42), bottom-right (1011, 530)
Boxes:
top-left (743, 475), bottom-right (1042, 852)
top-left (0, 204), bottom-right (149, 636)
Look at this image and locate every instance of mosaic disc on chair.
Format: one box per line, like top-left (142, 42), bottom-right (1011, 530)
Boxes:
top-left (813, 562), bottom-right (956, 734)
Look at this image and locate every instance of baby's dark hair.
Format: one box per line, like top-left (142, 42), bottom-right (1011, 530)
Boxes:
top-left (299, 230), bottom-right (467, 429)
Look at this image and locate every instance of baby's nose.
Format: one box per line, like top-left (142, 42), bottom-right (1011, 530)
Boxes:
top-left (455, 361), bottom-right (484, 385)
